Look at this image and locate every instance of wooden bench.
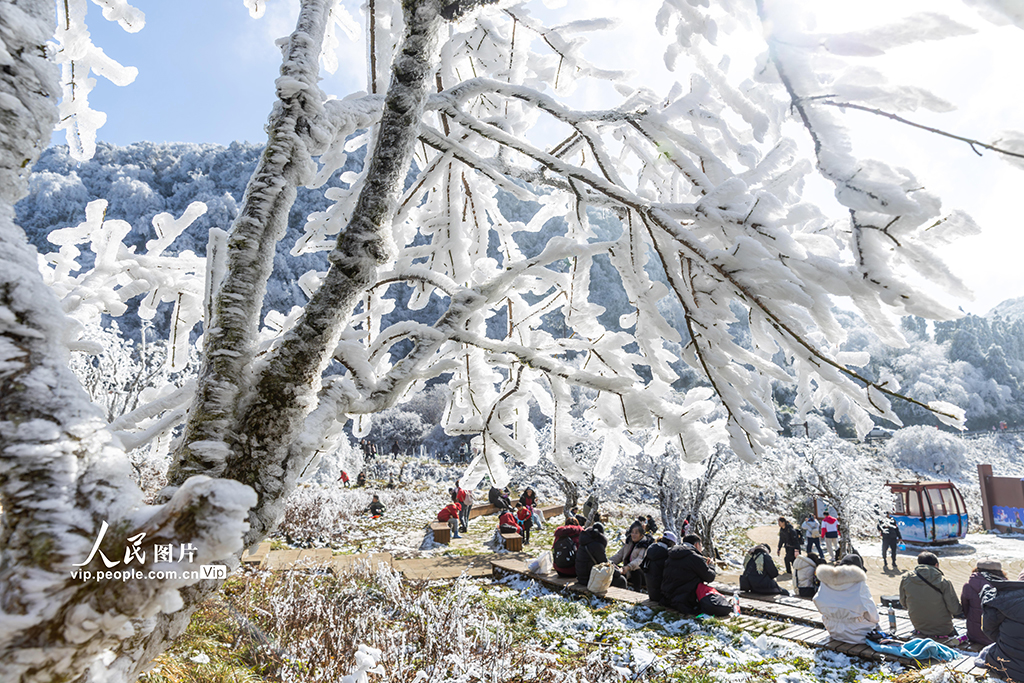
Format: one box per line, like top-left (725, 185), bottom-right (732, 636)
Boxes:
top-left (492, 558), bottom-right (988, 677)
top-left (468, 502), bottom-right (564, 521)
top-left (431, 522), bottom-right (451, 545)
top-left (722, 587), bottom-right (981, 652)
top-left (500, 533), bottom-right (523, 552)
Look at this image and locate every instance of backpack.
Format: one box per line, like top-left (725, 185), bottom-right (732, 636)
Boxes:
top-left (553, 536), bottom-right (577, 568)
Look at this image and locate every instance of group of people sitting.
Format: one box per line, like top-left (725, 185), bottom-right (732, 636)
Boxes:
top-left (550, 516), bottom-right (724, 615)
top-left (436, 484), bottom-right (544, 545)
top-left (740, 539), bottom-right (1023, 681)
top-left (496, 487), bottom-right (540, 544)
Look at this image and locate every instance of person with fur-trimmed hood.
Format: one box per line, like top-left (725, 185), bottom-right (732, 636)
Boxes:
top-left (813, 554), bottom-right (879, 644)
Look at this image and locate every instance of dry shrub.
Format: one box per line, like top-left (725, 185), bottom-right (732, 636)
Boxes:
top-left (229, 563), bottom-right (624, 682)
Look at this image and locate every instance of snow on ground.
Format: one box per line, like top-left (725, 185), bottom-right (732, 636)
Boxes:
top-left (857, 531), bottom-right (1024, 561)
top-left (477, 573), bottom-right (958, 683)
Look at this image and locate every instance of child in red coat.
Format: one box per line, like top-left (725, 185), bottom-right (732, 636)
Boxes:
top-left (438, 502), bottom-right (462, 539)
top-left (515, 502), bottom-right (534, 545)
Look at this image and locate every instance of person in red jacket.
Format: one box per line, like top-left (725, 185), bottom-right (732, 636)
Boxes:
top-left (552, 516), bottom-right (583, 576)
top-left (438, 501), bottom-right (462, 539)
top-left (455, 482), bottom-right (473, 533)
top-left (821, 512), bottom-right (840, 563)
top-left (498, 510), bottom-right (522, 535)
top-left (515, 502), bottom-right (534, 545)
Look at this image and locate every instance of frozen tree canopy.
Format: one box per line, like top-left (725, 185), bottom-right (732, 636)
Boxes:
top-left (2, 0), bottom-right (1022, 680)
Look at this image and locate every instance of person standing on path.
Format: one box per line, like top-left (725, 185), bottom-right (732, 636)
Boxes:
top-left (877, 513), bottom-right (903, 570)
top-left (777, 517), bottom-right (802, 574)
top-left (802, 514), bottom-right (822, 556)
top-left (821, 512), bottom-right (840, 563)
top-left (456, 482), bottom-right (473, 533)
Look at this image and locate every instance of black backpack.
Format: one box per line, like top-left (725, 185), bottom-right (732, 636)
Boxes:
top-left (553, 536), bottom-right (577, 568)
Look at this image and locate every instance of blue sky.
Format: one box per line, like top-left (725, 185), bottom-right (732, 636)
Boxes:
top-left (75, 0), bottom-right (1024, 315)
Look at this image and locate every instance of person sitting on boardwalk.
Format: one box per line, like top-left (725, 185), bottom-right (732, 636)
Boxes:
top-left (610, 520), bottom-right (653, 592)
top-left (962, 559), bottom-right (1007, 646)
top-left (497, 509), bottom-right (521, 535)
top-left (552, 516), bottom-right (583, 577)
top-left (642, 531), bottom-right (678, 603)
top-left (793, 551), bottom-right (823, 598)
top-left (813, 554), bottom-right (880, 645)
top-left (437, 501), bottom-right (462, 539)
top-left (981, 574), bottom-right (1024, 682)
top-left (365, 494), bottom-right (385, 517)
top-left (659, 534), bottom-right (716, 613)
top-left (515, 502), bottom-right (534, 545)
top-left (740, 544), bottom-right (789, 595)
top-left (900, 552), bottom-right (962, 639)
top-left (519, 487), bottom-right (537, 509)
top-left (576, 522), bottom-right (626, 589)
top-left (489, 486), bottom-right (513, 512)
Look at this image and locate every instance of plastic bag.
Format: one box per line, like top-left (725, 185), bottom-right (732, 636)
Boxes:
top-left (588, 563), bottom-right (615, 595)
top-left (536, 550), bottom-right (552, 574)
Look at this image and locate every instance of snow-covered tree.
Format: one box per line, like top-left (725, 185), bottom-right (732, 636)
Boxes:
top-left (3, 0), bottom-right (1021, 679)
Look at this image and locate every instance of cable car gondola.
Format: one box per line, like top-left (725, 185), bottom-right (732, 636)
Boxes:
top-left (886, 480), bottom-right (968, 545)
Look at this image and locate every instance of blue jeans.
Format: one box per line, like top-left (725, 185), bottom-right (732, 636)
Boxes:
top-left (805, 536), bottom-right (822, 555)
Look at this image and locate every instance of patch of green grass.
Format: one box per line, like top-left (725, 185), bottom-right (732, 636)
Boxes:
top-left (139, 600), bottom-right (273, 683)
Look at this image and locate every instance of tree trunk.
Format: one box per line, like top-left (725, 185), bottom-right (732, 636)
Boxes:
top-left (0, 1), bottom-right (446, 680)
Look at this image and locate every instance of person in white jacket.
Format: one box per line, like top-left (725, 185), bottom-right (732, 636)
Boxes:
top-left (793, 552), bottom-right (823, 598)
top-left (813, 554), bottom-right (880, 644)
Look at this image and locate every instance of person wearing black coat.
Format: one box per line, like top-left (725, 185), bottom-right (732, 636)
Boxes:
top-left (575, 523), bottom-right (626, 588)
top-left (982, 578), bottom-right (1024, 683)
top-left (740, 544), bottom-right (789, 595)
top-left (643, 532), bottom-right (678, 603)
top-left (659, 534), bottom-right (717, 613)
top-left (488, 486), bottom-right (512, 512)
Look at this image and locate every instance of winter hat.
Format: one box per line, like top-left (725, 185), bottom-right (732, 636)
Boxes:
top-left (663, 531), bottom-right (679, 544)
top-left (839, 554), bottom-right (865, 570)
top-left (592, 522), bottom-right (605, 534)
top-left (977, 559), bottom-right (1002, 571)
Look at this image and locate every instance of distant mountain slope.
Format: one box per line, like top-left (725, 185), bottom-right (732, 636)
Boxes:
top-left (17, 143), bottom-right (1024, 432)
top-left (16, 141), bottom-right (369, 322)
top-left (988, 297), bottom-right (1024, 322)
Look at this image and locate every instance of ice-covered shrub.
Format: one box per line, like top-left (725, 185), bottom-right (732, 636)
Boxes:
top-left (886, 426), bottom-right (969, 477)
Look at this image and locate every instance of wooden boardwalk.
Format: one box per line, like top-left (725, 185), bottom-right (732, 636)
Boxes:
top-left (490, 558), bottom-right (989, 678)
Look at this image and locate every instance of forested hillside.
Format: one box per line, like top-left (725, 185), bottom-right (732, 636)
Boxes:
top-left (17, 142), bottom-right (1023, 432)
